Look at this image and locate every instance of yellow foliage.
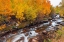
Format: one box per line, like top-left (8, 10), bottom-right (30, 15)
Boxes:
top-left (11, 0), bottom-right (25, 21)
top-left (0, 0), bottom-right (51, 21)
top-left (16, 4), bottom-right (25, 20)
top-left (24, 6), bottom-right (37, 21)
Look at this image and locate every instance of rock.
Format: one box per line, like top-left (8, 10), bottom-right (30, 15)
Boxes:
top-left (29, 31), bottom-right (38, 37)
top-left (55, 14), bottom-right (60, 19)
top-left (35, 27), bottom-right (38, 29)
top-left (45, 26), bottom-right (58, 31)
top-left (42, 30), bottom-right (47, 35)
top-left (18, 29), bottom-right (23, 34)
top-left (29, 38), bottom-right (38, 42)
top-left (50, 14), bottom-right (57, 19)
top-left (60, 22), bottom-right (64, 26)
top-left (38, 24), bottom-right (43, 28)
top-left (43, 22), bottom-right (50, 26)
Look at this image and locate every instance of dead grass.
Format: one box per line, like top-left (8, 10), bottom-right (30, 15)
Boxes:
top-left (52, 26), bottom-right (64, 42)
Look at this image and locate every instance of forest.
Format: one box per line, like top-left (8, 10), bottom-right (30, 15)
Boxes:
top-left (0, 0), bottom-right (51, 30)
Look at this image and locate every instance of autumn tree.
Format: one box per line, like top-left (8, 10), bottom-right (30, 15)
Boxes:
top-left (10, 0), bottom-right (25, 21)
top-left (55, 2), bottom-right (64, 17)
top-left (36, 0), bottom-right (51, 22)
top-left (0, 0), bottom-right (51, 30)
top-left (59, 3), bottom-right (64, 17)
top-left (23, 0), bottom-right (37, 22)
top-left (24, 7), bottom-right (37, 21)
top-left (0, 0), bottom-right (12, 15)
top-left (55, 6), bottom-right (60, 14)
top-left (0, 0), bottom-right (51, 23)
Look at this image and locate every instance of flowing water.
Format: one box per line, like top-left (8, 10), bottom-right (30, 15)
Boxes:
top-left (0, 17), bottom-right (64, 42)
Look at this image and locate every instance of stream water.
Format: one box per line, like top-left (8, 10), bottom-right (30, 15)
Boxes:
top-left (0, 16), bottom-right (64, 42)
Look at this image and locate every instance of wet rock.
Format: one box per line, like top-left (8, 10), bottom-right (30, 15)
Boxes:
top-left (43, 22), bottom-right (50, 26)
top-left (45, 26), bottom-right (59, 32)
top-left (38, 24), bottom-right (43, 28)
top-left (60, 21), bottom-right (64, 26)
top-left (51, 14), bottom-right (60, 19)
top-left (42, 30), bottom-right (47, 35)
top-left (29, 31), bottom-right (38, 37)
top-left (29, 38), bottom-right (38, 42)
top-left (18, 29), bottom-right (23, 34)
top-left (35, 27), bottom-right (38, 29)
top-left (55, 14), bottom-right (60, 19)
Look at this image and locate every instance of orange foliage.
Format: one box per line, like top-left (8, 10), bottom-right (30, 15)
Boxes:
top-left (0, 0), bottom-right (51, 20)
top-left (0, 0), bottom-right (12, 15)
top-left (36, 0), bottom-right (51, 15)
top-left (0, 0), bottom-right (51, 30)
